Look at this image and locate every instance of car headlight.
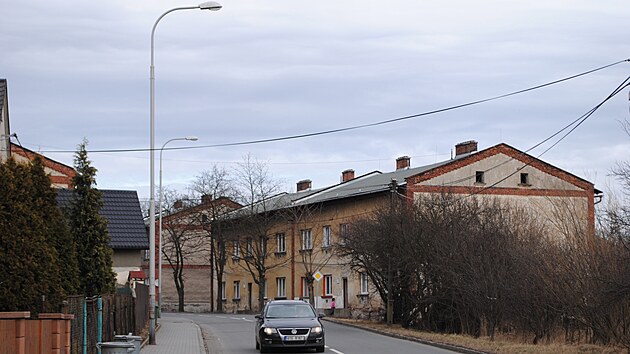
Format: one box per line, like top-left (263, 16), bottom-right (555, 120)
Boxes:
top-left (311, 326), bottom-right (322, 334)
top-left (263, 327), bottom-right (277, 335)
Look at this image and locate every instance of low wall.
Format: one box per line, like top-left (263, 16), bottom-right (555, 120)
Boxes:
top-left (0, 312), bottom-right (74, 354)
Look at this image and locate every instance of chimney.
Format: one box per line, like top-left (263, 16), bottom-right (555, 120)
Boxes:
top-left (173, 200), bottom-right (183, 209)
top-left (396, 156), bottom-right (410, 170)
top-left (296, 179), bottom-right (312, 192)
top-left (455, 140), bottom-right (478, 157)
top-left (201, 194), bottom-right (213, 204)
top-left (341, 169), bottom-right (355, 182)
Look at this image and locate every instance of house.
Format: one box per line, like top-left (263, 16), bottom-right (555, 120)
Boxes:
top-left (216, 140), bottom-right (599, 316)
top-left (57, 189), bottom-right (149, 285)
top-left (156, 195), bottom-right (242, 312)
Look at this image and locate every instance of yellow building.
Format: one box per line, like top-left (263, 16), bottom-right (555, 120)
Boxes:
top-left (217, 141), bottom-right (599, 317)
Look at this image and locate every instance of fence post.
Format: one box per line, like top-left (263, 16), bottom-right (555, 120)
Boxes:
top-left (83, 301), bottom-right (87, 354)
top-left (97, 297), bottom-right (103, 354)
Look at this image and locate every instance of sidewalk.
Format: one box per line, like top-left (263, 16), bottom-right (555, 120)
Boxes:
top-left (141, 316), bottom-right (205, 354)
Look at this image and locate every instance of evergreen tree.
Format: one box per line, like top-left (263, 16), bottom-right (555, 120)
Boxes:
top-left (0, 158), bottom-right (65, 312)
top-left (30, 157), bottom-right (80, 296)
top-left (68, 140), bottom-right (115, 296)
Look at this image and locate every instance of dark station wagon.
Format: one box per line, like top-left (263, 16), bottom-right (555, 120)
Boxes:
top-left (255, 300), bottom-right (325, 353)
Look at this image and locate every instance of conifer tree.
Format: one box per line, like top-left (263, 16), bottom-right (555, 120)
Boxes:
top-left (0, 158), bottom-right (65, 312)
top-left (68, 140), bottom-right (115, 296)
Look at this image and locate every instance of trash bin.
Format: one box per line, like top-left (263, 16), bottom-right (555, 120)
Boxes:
top-left (97, 342), bottom-right (135, 354)
top-left (113, 334), bottom-right (142, 354)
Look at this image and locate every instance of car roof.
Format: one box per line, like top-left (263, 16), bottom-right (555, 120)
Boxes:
top-left (267, 300), bottom-right (310, 305)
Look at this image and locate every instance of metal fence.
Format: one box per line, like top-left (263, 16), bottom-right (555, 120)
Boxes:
top-left (66, 286), bottom-right (149, 354)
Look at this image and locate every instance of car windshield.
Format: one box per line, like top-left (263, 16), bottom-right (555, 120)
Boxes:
top-left (266, 304), bottom-right (316, 318)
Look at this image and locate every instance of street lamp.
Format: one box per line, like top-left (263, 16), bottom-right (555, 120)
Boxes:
top-left (157, 136), bottom-right (198, 318)
top-left (149, 1), bottom-right (221, 344)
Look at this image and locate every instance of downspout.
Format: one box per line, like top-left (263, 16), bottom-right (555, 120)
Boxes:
top-left (291, 220), bottom-right (296, 299)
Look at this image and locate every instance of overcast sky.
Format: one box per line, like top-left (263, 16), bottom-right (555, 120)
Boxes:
top-left (1, 0), bottom-right (629, 202)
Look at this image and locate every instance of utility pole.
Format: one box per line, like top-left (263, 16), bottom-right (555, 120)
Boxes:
top-left (386, 179), bottom-right (397, 326)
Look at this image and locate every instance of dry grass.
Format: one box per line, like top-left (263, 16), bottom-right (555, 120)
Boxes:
top-left (329, 318), bottom-right (628, 354)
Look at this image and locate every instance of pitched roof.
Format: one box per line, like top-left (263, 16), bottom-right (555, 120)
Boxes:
top-left (57, 189), bottom-right (149, 250)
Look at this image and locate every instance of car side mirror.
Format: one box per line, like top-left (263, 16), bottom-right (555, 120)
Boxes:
top-left (317, 313), bottom-right (326, 319)
top-left (255, 314), bottom-right (262, 320)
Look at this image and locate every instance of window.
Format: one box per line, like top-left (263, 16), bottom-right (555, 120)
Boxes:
top-left (246, 238), bottom-right (253, 258)
top-left (322, 225), bottom-right (332, 248)
top-left (520, 172), bottom-right (530, 185)
top-left (301, 277), bottom-right (312, 298)
top-left (475, 171), bottom-right (485, 184)
top-left (339, 223), bottom-right (349, 245)
top-left (220, 242), bottom-right (227, 260)
top-left (233, 281), bottom-right (241, 300)
top-left (276, 233), bottom-right (286, 253)
top-left (263, 279), bottom-right (268, 299)
top-left (143, 249), bottom-right (150, 261)
top-left (360, 272), bottom-right (369, 295)
top-left (260, 236), bottom-right (267, 257)
top-left (301, 229), bottom-right (313, 250)
top-left (324, 275), bottom-right (333, 296)
top-left (232, 240), bottom-right (240, 259)
top-left (221, 281), bottom-right (226, 300)
top-left (276, 277), bottom-right (286, 298)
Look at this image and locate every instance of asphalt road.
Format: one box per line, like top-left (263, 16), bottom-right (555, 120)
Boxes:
top-left (169, 312), bottom-right (459, 354)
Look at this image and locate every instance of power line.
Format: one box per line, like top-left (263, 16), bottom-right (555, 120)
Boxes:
top-left (35, 59), bottom-right (629, 155)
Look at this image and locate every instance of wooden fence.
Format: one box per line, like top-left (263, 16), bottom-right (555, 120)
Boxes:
top-left (0, 312), bottom-right (74, 354)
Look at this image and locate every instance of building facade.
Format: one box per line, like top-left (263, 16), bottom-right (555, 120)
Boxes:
top-left (212, 140), bottom-right (598, 316)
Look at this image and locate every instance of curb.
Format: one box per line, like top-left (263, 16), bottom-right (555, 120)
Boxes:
top-left (323, 318), bottom-right (487, 354)
top-left (194, 321), bottom-right (207, 354)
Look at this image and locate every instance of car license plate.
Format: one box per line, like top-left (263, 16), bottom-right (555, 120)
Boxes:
top-left (283, 335), bottom-right (305, 341)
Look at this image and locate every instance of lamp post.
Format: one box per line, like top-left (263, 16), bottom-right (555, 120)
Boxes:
top-left (149, 1), bottom-right (221, 344)
top-left (157, 136), bottom-right (198, 318)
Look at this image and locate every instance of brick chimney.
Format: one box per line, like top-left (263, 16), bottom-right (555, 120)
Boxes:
top-left (201, 194), bottom-right (213, 204)
top-left (173, 200), bottom-right (183, 209)
top-left (341, 169), bottom-right (355, 182)
top-left (396, 156), bottom-right (410, 170)
top-left (296, 179), bottom-right (312, 192)
top-left (455, 141), bottom-right (478, 157)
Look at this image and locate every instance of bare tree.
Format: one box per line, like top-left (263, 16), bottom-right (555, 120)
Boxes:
top-left (188, 166), bottom-right (241, 313)
top-left (288, 203), bottom-right (337, 306)
top-left (228, 155), bottom-right (290, 311)
top-left (160, 189), bottom-right (208, 312)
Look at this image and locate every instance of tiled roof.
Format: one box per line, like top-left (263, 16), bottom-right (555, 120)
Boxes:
top-left (57, 189), bottom-right (149, 250)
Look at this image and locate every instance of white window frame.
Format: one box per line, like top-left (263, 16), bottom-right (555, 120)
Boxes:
top-left (276, 277), bottom-right (286, 298)
top-left (324, 275), bottom-right (333, 296)
top-left (360, 272), bottom-right (369, 295)
top-left (233, 280), bottom-right (241, 300)
top-left (276, 233), bottom-right (286, 253)
top-left (302, 277), bottom-right (311, 298)
top-left (322, 225), bottom-right (332, 248)
top-left (246, 238), bottom-right (253, 257)
top-left (232, 240), bottom-right (240, 258)
top-left (301, 229), bottom-right (313, 250)
top-left (221, 281), bottom-right (226, 300)
top-left (339, 223), bottom-right (349, 245)
top-left (263, 278), bottom-right (268, 299)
